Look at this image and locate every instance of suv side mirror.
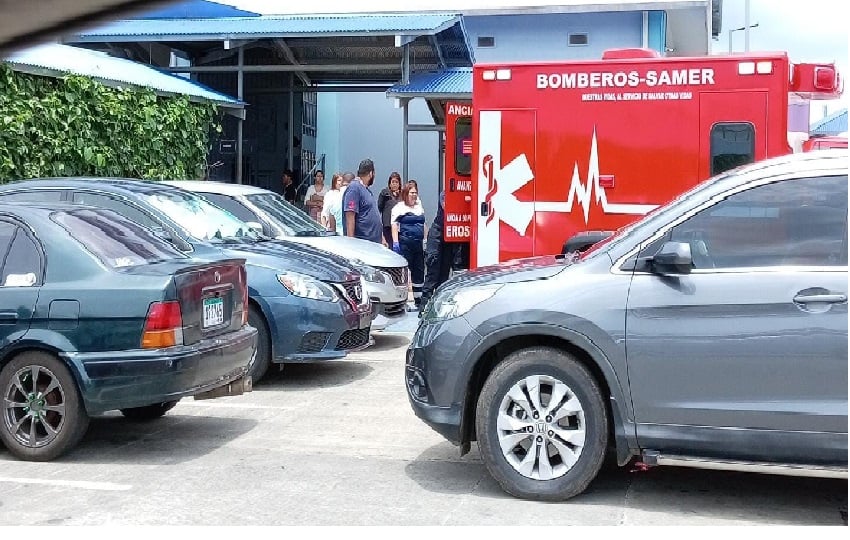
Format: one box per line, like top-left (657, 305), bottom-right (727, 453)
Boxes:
top-left (648, 241), bottom-right (693, 275)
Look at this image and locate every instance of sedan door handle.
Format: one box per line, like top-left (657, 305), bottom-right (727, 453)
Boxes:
top-left (0, 311), bottom-right (19, 324)
top-left (793, 293), bottom-right (847, 304)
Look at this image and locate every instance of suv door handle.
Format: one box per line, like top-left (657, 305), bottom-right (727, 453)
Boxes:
top-left (0, 311), bottom-right (19, 323)
top-left (793, 293), bottom-right (847, 304)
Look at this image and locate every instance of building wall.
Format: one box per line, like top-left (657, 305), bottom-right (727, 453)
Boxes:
top-left (318, 93), bottom-right (441, 224)
top-left (464, 11), bottom-right (645, 63)
top-left (322, 11), bottom-right (665, 225)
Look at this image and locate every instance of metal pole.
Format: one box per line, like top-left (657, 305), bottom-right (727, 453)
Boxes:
top-left (744, 0), bottom-right (751, 52)
top-left (402, 43), bottom-right (410, 85)
top-left (288, 73), bottom-right (295, 173)
top-left (236, 46), bottom-right (244, 185)
top-left (728, 28), bottom-right (732, 53)
top-left (402, 100), bottom-right (409, 181)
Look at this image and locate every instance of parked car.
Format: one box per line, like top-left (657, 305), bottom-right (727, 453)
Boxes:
top-left (0, 179), bottom-right (372, 383)
top-left (0, 202), bottom-right (257, 461)
top-left (162, 181), bottom-right (411, 330)
top-left (407, 150), bottom-right (848, 501)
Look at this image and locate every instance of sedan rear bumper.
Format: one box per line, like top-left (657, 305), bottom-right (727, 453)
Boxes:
top-left (67, 325), bottom-right (258, 414)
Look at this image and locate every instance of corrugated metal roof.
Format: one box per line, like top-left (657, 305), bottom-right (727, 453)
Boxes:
top-left (3, 43), bottom-right (243, 108)
top-left (386, 67), bottom-right (472, 99)
top-left (72, 13), bottom-right (461, 42)
top-left (811, 108), bottom-right (848, 136)
top-left (139, 0), bottom-right (260, 19)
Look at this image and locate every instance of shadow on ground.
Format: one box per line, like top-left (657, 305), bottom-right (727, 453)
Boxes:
top-left (403, 442), bottom-right (848, 524)
top-left (363, 332), bottom-right (410, 353)
top-left (0, 413), bottom-right (258, 466)
top-left (255, 360), bottom-right (374, 392)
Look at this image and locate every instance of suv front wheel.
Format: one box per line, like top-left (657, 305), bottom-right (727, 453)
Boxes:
top-left (475, 346), bottom-right (608, 501)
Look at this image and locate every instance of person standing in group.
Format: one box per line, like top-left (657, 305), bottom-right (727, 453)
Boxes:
top-left (420, 191), bottom-right (453, 313)
top-left (304, 169), bottom-right (327, 222)
top-left (377, 172), bottom-right (402, 247)
top-left (342, 159), bottom-right (383, 243)
top-left (391, 181), bottom-right (426, 310)
top-left (281, 169), bottom-right (297, 203)
top-left (320, 172), bottom-right (348, 233)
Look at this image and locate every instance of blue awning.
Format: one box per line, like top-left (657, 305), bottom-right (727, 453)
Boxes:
top-left (386, 68), bottom-right (472, 100)
top-left (811, 108), bottom-right (848, 136)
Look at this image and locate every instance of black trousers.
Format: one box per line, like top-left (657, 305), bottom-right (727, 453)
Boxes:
top-left (421, 241), bottom-right (454, 307)
top-left (400, 238), bottom-right (424, 306)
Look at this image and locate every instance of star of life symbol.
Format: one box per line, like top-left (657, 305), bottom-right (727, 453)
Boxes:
top-left (482, 125), bottom-right (658, 236)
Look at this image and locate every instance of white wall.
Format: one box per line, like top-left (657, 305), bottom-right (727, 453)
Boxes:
top-left (318, 92), bottom-right (441, 225)
top-left (464, 11), bottom-right (644, 63)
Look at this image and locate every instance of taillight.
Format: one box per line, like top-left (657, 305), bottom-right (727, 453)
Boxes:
top-left (240, 266), bottom-right (249, 325)
top-left (142, 301), bottom-right (184, 349)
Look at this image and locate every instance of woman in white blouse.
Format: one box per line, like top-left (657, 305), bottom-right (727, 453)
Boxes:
top-left (305, 170), bottom-right (328, 222)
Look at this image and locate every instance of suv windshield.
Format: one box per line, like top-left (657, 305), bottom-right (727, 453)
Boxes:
top-left (245, 192), bottom-right (329, 237)
top-left (145, 191), bottom-right (259, 243)
top-left (52, 208), bottom-right (186, 268)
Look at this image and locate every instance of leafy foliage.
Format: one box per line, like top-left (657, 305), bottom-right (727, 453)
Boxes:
top-left (0, 64), bottom-right (221, 182)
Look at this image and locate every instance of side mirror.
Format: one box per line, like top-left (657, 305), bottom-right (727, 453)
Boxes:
top-left (649, 241), bottom-right (693, 275)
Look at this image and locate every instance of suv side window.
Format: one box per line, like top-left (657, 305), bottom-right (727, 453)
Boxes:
top-left (633, 175), bottom-right (848, 270)
top-left (72, 192), bottom-right (160, 230)
top-left (0, 223), bottom-right (42, 287)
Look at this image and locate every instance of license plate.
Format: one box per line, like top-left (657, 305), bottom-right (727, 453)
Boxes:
top-left (396, 286), bottom-right (408, 301)
top-left (359, 312), bottom-right (372, 329)
top-left (203, 297), bottom-right (225, 328)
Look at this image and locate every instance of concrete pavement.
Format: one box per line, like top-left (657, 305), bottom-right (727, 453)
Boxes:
top-left (0, 321), bottom-right (846, 525)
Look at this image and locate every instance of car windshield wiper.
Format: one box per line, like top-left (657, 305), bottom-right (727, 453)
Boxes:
top-left (216, 235), bottom-right (255, 244)
top-left (293, 230), bottom-right (329, 237)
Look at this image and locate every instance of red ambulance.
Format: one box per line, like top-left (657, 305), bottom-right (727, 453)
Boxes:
top-left (442, 49), bottom-right (842, 268)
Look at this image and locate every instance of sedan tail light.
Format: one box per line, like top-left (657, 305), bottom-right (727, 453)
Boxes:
top-left (240, 266), bottom-right (249, 326)
top-left (142, 301), bottom-right (184, 349)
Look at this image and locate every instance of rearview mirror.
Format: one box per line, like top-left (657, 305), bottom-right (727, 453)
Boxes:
top-left (650, 241), bottom-right (693, 275)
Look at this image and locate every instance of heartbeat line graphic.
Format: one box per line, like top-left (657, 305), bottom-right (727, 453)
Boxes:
top-left (486, 127), bottom-right (658, 236)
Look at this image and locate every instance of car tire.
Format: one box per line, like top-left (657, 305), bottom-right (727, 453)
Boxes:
top-left (120, 400), bottom-right (180, 421)
top-left (248, 306), bottom-right (272, 383)
top-left (0, 351), bottom-right (89, 461)
top-left (475, 346), bottom-right (608, 501)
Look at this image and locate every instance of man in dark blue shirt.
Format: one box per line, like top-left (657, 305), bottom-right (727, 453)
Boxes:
top-left (343, 159), bottom-right (383, 244)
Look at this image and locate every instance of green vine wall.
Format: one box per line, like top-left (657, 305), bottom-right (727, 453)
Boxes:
top-left (0, 64), bottom-right (221, 182)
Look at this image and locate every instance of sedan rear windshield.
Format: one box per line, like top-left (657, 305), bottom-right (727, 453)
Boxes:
top-left (145, 191), bottom-right (259, 243)
top-left (245, 193), bottom-right (327, 236)
top-left (52, 208), bottom-right (187, 268)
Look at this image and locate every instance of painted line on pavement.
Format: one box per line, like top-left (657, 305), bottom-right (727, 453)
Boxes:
top-left (0, 477), bottom-right (132, 491)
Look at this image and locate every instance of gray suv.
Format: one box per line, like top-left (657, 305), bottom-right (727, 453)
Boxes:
top-left (406, 151), bottom-right (848, 501)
